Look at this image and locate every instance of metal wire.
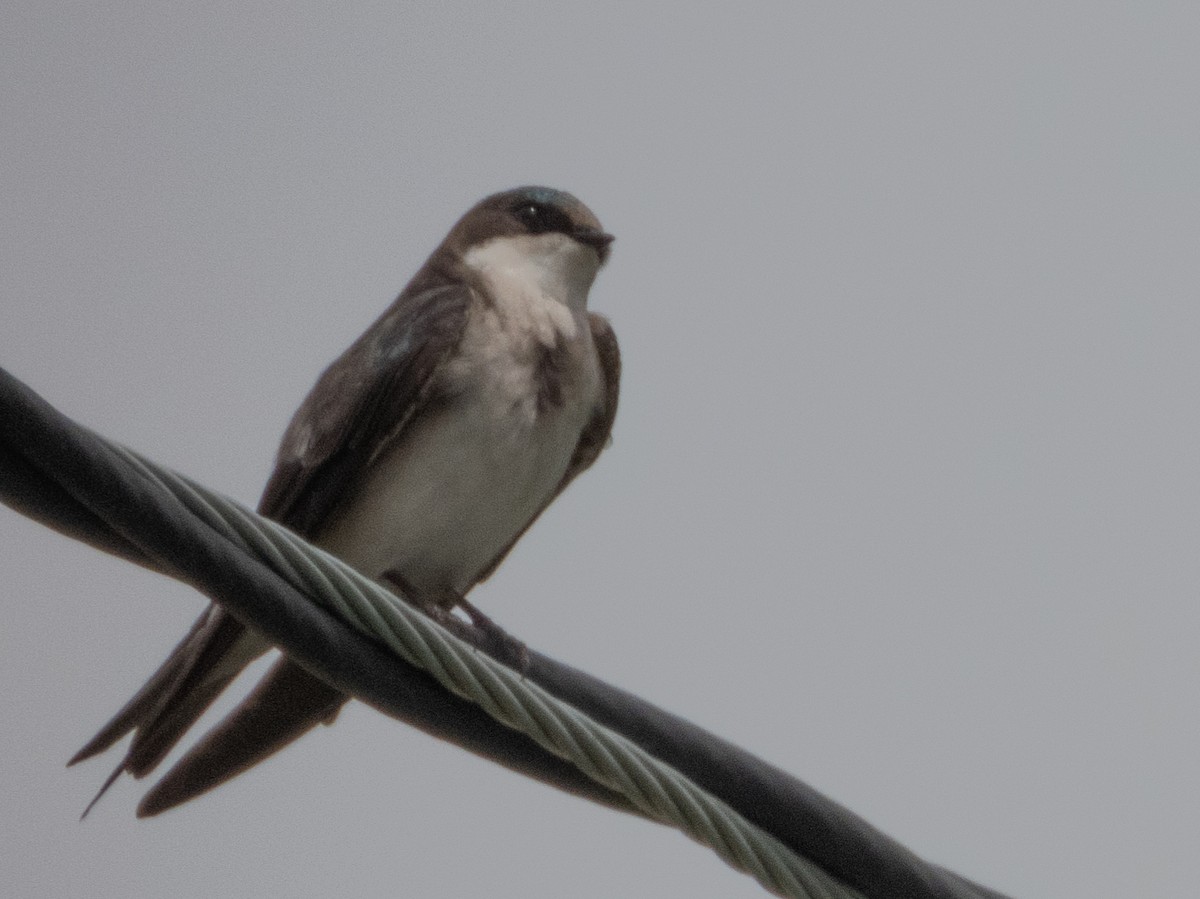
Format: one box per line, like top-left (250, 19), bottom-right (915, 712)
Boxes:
top-left (112, 444), bottom-right (865, 899)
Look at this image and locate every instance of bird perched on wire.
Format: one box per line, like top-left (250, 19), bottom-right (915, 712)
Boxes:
top-left (72, 186), bottom-right (621, 817)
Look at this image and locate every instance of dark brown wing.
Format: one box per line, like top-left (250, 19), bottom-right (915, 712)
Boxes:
top-left (134, 310), bottom-right (618, 815)
top-left (565, 314), bottom-right (621, 488)
top-left (472, 312), bottom-right (621, 585)
top-left (259, 283), bottom-right (474, 534)
top-left (136, 312), bottom-right (618, 815)
top-left (72, 285), bottom-right (474, 813)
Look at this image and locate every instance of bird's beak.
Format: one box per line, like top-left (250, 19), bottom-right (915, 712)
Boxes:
top-left (573, 228), bottom-right (615, 264)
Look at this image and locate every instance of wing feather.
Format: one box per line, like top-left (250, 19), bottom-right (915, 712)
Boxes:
top-left (72, 285), bottom-right (473, 810)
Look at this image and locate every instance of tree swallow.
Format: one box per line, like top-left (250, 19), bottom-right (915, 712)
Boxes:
top-left (71, 186), bottom-right (620, 817)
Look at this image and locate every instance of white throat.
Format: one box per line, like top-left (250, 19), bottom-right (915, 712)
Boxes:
top-left (317, 234), bottom-right (606, 597)
top-left (463, 233), bottom-right (601, 322)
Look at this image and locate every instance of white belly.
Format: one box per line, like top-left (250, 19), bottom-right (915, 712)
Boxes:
top-left (315, 387), bottom-right (589, 597)
top-left (315, 299), bottom-right (600, 599)
top-left (317, 231), bottom-right (605, 601)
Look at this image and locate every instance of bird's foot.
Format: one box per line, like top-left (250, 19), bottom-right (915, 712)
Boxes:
top-left (456, 598), bottom-right (531, 673)
top-left (383, 571), bottom-right (529, 672)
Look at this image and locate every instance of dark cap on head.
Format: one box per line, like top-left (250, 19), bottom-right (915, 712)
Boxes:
top-left (447, 186), bottom-right (614, 264)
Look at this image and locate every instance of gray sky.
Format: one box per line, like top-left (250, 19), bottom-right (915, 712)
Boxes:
top-left (3, 4), bottom-right (1198, 897)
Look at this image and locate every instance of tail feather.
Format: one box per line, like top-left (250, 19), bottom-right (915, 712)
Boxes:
top-left (71, 605), bottom-right (268, 813)
top-left (79, 760), bottom-right (126, 820)
top-left (137, 657), bottom-right (346, 817)
top-left (122, 612), bottom-right (259, 777)
top-left (69, 611), bottom-right (214, 766)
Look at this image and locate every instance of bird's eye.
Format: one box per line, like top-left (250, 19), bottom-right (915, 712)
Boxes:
top-left (516, 203), bottom-right (550, 232)
top-left (515, 202), bottom-right (571, 235)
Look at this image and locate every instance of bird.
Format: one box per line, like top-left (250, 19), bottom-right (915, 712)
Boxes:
top-left (70, 186), bottom-right (621, 817)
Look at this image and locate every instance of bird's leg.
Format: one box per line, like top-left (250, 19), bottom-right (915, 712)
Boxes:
top-left (382, 571), bottom-right (529, 672)
top-left (454, 597), bottom-right (530, 672)
top-left (382, 569), bottom-right (455, 623)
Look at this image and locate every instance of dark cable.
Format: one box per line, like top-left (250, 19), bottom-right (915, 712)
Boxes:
top-left (0, 366), bottom-right (1008, 899)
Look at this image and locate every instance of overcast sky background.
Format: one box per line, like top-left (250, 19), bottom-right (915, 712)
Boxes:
top-left (3, 4), bottom-right (1198, 898)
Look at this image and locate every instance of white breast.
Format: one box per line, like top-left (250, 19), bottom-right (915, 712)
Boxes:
top-left (315, 233), bottom-right (603, 601)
